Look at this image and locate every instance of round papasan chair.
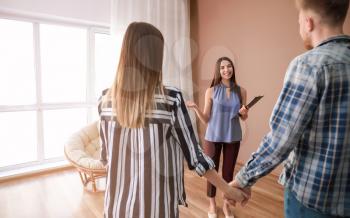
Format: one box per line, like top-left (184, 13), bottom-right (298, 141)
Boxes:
top-left (64, 121), bottom-right (106, 192)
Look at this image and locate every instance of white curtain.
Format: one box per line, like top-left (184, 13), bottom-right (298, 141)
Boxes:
top-left (110, 0), bottom-right (198, 131)
top-left (110, 0), bottom-right (194, 100)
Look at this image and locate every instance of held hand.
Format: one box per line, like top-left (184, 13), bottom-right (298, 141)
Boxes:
top-left (239, 105), bottom-right (248, 116)
top-left (239, 105), bottom-right (249, 121)
top-left (185, 101), bottom-right (198, 110)
top-left (223, 185), bottom-right (248, 206)
top-left (228, 179), bottom-right (251, 206)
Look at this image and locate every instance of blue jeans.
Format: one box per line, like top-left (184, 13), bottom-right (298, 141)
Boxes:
top-left (284, 188), bottom-right (338, 218)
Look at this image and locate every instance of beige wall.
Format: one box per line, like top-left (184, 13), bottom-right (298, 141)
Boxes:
top-left (190, 0), bottom-right (350, 175)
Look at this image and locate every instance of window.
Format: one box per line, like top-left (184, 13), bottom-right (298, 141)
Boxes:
top-left (43, 108), bottom-right (88, 159)
top-left (95, 32), bottom-right (116, 100)
top-left (0, 19), bottom-right (36, 105)
top-left (0, 111), bottom-right (37, 167)
top-left (40, 24), bottom-right (87, 103)
top-left (0, 17), bottom-right (115, 172)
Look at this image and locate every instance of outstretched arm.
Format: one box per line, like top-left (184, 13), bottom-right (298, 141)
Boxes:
top-left (186, 88), bottom-right (213, 124)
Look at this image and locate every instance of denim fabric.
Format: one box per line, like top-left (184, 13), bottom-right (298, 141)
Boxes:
top-left (284, 188), bottom-right (341, 218)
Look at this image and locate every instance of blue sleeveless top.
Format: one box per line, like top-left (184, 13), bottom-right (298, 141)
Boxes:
top-left (204, 83), bottom-right (242, 143)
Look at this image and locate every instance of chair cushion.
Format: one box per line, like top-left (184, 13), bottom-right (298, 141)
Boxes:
top-left (65, 121), bottom-right (105, 170)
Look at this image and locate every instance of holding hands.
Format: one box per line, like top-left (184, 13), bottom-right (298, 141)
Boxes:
top-left (203, 170), bottom-right (250, 211)
top-left (222, 184), bottom-right (250, 206)
top-left (226, 179), bottom-right (251, 206)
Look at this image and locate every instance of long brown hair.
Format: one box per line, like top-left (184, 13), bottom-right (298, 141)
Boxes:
top-left (210, 57), bottom-right (240, 94)
top-left (107, 22), bottom-right (164, 128)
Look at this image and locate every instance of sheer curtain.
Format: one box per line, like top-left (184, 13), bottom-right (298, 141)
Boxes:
top-left (110, 0), bottom-right (198, 127)
top-left (110, 0), bottom-right (193, 98)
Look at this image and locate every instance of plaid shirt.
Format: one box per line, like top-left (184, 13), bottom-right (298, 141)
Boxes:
top-left (235, 35), bottom-right (350, 217)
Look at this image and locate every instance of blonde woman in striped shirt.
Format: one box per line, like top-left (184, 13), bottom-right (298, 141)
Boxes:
top-left (98, 22), bottom-right (248, 218)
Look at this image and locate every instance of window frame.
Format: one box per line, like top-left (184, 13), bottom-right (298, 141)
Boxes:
top-left (0, 12), bottom-right (110, 173)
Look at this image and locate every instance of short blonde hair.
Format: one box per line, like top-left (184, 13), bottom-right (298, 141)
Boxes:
top-left (295, 0), bottom-right (349, 25)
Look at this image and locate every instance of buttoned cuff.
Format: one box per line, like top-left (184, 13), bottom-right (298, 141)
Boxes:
top-left (235, 167), bottom-right (255, 188)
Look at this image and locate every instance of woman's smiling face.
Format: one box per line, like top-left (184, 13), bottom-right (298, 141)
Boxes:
top-left (220, 60), bottom-right (233, 80)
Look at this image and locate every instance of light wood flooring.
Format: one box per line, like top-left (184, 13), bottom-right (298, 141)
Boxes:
top-left (0, 164), bottom-right (284, 218)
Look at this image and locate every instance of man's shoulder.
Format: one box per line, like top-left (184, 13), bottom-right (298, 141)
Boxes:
top-left (289, 49), bottom-right (326, 72)
top-left (284, 52), bottom-right (320, 82)
top-left (296, 43), bottom-right (349, 68)
top-left (293, 49), bottom-right (318, 62)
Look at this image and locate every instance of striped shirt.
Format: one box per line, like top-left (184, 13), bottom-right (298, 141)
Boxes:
top-left (235, 35), bottom-right (350, 217)
top-left (98, 86), bottom-right (215, 218)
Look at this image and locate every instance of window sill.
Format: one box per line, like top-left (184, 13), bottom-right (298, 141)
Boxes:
top-left (0, 160), bottom-right (72, 183)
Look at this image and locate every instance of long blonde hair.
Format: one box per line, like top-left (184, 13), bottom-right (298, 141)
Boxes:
top-left (108, 22), bottom-right (164, 128)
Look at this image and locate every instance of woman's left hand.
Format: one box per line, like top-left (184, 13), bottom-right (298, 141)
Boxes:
top-left (185, 101), bottom-right (198, 110)
top-left (239, 105), bottom-right (248, 120)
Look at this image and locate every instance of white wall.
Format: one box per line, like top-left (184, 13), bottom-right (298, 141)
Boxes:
top-left (0, 0), bottom-right (110, 25)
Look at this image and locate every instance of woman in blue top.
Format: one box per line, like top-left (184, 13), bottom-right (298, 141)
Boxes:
top-left (187, 57), bottom-right (248, 218)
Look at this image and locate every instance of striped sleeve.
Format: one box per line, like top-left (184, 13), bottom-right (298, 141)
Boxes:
top-left (172, 91), bottom-right (215, 176)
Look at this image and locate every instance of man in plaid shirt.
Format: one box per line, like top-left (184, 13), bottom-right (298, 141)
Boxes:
top-left (232, 0), bottom-right (350, 217)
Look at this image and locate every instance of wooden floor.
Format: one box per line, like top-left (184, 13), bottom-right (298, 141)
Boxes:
top-left (180, 166), bottom-right (284, 218)
top-left (0, 165), bottom-right (284, 218)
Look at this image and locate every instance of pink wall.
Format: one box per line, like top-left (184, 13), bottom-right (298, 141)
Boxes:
top-left (190, 0), bottom-right (350, 175)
